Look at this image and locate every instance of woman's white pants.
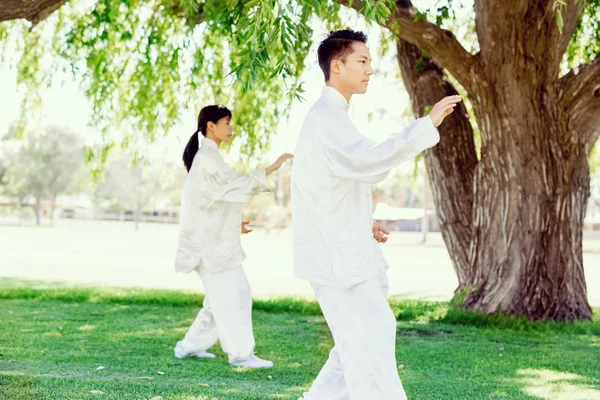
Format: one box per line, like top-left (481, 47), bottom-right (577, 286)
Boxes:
top-left (174, 266), bottom-right (255, 363)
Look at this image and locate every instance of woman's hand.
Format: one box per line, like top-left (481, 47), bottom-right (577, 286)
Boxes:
top-left (266, 153), bottom-right (294, 175)
top-left (372, 221), bottom-right (390, 243)
top-left (241, 221), bottom-right (253, 234)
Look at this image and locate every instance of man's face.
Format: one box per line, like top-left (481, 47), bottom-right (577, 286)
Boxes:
top-left (336, 41), bottom-right (374, 94)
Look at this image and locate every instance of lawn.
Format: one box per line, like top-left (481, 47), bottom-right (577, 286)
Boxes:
top-left (0, 285), bottom-right (599, 400)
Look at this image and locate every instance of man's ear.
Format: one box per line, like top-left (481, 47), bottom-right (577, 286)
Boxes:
top-left (330, 59), bottom-right (340, 75)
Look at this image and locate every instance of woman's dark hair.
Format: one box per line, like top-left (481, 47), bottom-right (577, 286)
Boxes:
top-left (182, 105), bottom-right (232, 172)
top-left (317, 29), bottom-right (368, 81)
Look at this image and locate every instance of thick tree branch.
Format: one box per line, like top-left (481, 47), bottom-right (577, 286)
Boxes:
top-left (559, 55), bottom-right (600, 105)
top-left (0, 0), bottom-right (68, 25)
top-left (558, 55), bottom-right (600, 147)
top-left (474, 0), bottom-right (529, 64)
top-left (0, 0), bottom-right (205, 25)
top-left (341, 0), bottom-right (478, 93)
top-left (475, 1), bottom-right (582, 79)
top-left (537, 0), bottom-right (583, 54)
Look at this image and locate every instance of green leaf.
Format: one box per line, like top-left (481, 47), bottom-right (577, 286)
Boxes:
top-left (556, 10), bottom-right (564, 34)
top-left (245, 0), bottom-right (262, 8)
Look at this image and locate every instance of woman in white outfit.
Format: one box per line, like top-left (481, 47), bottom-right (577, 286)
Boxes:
top-left (174, 105), bottom-right (292, 368)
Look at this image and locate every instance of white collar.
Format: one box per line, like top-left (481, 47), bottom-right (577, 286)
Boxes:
top-left (201, 137), bottom-right (219, 152)
top-left (321, 86), bottom-right (350, 112)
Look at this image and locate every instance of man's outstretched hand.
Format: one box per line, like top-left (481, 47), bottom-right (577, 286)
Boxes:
top-left (428, 95), bottom-right (462, 128)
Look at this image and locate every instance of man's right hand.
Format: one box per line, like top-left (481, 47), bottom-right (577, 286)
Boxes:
top-left (428, 95), bottom-right (462, 128)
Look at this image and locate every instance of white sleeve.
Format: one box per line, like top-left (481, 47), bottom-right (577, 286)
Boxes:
top-left (320, 108), bottom-right (440, 183)
top-left (205, 159), bottom-right (269, 204)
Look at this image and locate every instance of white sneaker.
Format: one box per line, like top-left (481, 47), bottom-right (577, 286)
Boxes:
top-left (229, 354), bottom-right (274, 369)
top-left (174, 350), bottom-right (216, 359)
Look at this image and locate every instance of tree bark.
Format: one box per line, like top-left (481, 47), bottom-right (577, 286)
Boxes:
top-left (396, 35), bottom-right (478, 288)
top-left (0, 0), bottom-right (203, 25)
top-left (391, 0), bottom-right (594, 319)
top-left (558, 55), bottom-right (600, 150)
top-left (452, 1), bottom-right (592, 320)
top-left (0, 0), bottom-right (68, 25)
top-left (462, 83), bottom-right (593, 319)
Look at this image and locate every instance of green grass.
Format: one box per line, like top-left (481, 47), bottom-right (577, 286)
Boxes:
top-left (1, 283), bottom-right (599, 399)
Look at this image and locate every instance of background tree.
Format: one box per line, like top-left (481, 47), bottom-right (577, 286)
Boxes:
top-left (1, 126), bottom-right (86, 224)
top-left (95, 155), bottom-right (176, 231)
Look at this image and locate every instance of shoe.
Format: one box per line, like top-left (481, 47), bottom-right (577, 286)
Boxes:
top-left (229, 354), bottom-right (274, 368)
top-left (174, 350), bottom-right (216, 359)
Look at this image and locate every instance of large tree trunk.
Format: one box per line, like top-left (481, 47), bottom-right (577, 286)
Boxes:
top-left (460, 2), bottom-right (593, 320)
top-left (392, 0), bottom-right (593, 320)
top-left (463, 82), bottom-right (592, 320)
top-left (396, 36), bottom-right (478, 288)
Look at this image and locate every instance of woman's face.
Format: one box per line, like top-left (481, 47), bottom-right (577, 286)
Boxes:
top-left (207, 116), bottom-right (233, 145)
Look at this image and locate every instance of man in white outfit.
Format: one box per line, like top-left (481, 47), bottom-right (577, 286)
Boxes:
top-left (291, 30), bottom-right (461, 399)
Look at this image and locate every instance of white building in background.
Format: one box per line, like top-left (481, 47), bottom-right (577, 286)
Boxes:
top-left (372, 202), bottom-right (438, 232)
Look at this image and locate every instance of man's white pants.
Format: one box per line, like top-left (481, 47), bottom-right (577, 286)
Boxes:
top-left (174, 266), bottom-right (255, 362)
top-left (301, 271), bottom-right (407, 400)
